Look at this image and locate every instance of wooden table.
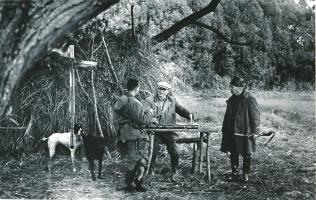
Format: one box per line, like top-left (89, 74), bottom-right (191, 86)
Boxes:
top-left (140, 123), bottom-right (221, 182)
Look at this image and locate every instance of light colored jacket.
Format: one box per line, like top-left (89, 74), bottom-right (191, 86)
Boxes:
top-left (145, 93), bottom-right (191, 124)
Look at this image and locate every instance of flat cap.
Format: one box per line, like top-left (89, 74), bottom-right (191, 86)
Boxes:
top-left (157, 81), bottom-right (172, 90)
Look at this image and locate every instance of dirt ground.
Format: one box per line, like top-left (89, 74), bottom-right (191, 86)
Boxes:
top-left (0, 93), bottom-right (315, 199)
top-left (0, 131), bottom-right (315, 200)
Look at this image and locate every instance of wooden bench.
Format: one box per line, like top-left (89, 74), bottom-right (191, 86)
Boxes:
top-left (176, 136), bottom-right (209, 174)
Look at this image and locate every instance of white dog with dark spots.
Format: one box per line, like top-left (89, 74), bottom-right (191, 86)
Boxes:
top-left (42, 124), bottom-right (83, 173)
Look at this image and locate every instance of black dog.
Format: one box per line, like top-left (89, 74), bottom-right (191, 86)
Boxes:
top-left (79, 129), bottom-right (106, 181)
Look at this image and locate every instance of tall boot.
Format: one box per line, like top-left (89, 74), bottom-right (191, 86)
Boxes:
top-left (229, 153), bottom-right (239, 181)
top-left (242, 154), bottom-right (251, 182)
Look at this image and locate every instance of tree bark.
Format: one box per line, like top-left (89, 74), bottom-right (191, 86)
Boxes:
top-left (151, 0), bottom-right (221, 43)
top-left (0, 0), bottom-right (119, 118)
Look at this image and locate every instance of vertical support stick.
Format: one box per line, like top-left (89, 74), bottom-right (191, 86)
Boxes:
top-left (199, 132), bottom-right (204, 173)
top-left (69, 45), bottom-right (75, 148)
top-left (101, 35), bottom-right (123, 93)
top-left (91, 70), bottom-right (104, 138)
top-left (206, 132), bottom-right (211, 182)
top-left (191, 142), bottom-right (197, 174)
top-left (131, 5), bottom-right (135, 39)
top-left (146, 132), bottom-right (154, 175)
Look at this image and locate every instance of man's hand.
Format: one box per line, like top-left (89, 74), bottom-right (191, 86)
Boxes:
top-left (151, 117), bottom-right (159, 124)
top-left (189, 113), bottom-right (194, 123)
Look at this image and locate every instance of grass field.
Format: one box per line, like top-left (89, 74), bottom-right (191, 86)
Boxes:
top-left (0, 90), bottom-right (315, 199)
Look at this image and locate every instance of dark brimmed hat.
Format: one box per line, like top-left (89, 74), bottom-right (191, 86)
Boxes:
top-left (127, 78), bottom-right (139, 91)
top-left (230, 76), bottom-right (245, 87)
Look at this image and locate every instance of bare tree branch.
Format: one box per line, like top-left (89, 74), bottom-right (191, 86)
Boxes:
top-left (151, 0), bottom-right (221, 43)
top-left (192, 21), bottom-right (253, 46)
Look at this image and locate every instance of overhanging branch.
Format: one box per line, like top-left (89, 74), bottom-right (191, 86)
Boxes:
top-left (151, 0), bottom-right (221, 43)
top-left (192, 21), bottom-right (253, 46)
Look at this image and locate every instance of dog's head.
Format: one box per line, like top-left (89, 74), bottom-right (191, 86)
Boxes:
top-left (74, 124), bottom-right (84, 135)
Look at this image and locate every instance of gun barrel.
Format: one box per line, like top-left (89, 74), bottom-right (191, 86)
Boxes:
top-left (136, 124), bottom-right (220, 132)
top-left (138, 124), bottom-right (199, 129)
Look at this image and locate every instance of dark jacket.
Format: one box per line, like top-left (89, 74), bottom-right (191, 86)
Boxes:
top-left (113, 93), bottom-right (153, 141)
top-left (220, 90), bottom-right (260, 154)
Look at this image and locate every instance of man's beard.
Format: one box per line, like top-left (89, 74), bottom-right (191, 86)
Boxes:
top-left (158, 94), bottom-right (167, 100)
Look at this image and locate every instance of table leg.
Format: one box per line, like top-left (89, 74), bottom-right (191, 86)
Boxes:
top-left (146, 132), bottom-right (154, 175)
top-left (206, 132), bottom-right (211, 182)
top-left (191, 142), bottom-right (198, 173)
top-left (199, 132), bottom-right (204, 173)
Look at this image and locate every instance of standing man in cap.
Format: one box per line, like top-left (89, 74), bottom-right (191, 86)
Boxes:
top-left (221, 75), bottom-right (260, 182)
top-left (145, 81), bottom-right (194, 181)
top-left (113, 78), bottom-right (155, 192)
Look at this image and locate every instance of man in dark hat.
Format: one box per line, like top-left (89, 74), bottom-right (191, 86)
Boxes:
top-left (221, 75), bottom-right (260, 182)
top-left (113, 78), bottom-right (155, 191)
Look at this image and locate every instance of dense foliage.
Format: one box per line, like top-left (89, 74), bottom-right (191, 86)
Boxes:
top-left (93, 0), bottom-right (314, 90)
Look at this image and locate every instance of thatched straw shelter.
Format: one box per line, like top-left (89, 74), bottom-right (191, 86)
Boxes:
top-left (1, 32), bottom-right (166, 154)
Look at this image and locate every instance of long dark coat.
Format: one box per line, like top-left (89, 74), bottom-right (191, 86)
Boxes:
top-left (220, 90), bottom-right (260, 155)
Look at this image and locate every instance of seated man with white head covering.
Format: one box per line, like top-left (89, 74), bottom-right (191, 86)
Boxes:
top-left (145, 81), bottom-right (194, 181)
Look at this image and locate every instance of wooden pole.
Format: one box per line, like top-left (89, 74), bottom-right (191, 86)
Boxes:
top-left (206, 132), bottom-right (211, 182)
top-left (131, 5), bottom-right (135, 39)
top-left (146, 132), bottom-right (154, 175)
top-left (69, 45), bottom-right (75, 148)
top-left (199, 132), bottom-right (204, 173)
top-left (91, 70), bottom-right (104, 138)
top-left (100, 35), bottom-right (123, 93)
top-left (0, 127), bottom-right (26, 130)
top-left (191, 142), bottom-right (197, 173)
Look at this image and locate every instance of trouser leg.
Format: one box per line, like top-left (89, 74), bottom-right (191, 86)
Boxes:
top-left (117, 140), bottom-right (128, 159)
top-left (242, 154), bottom-right (251, 174)
top-left (230, 153), bottom-right (239, 175)
top-left (165, 139), bottom-right (179, 173)
top-left (124, 139), bottom-right (149, 191)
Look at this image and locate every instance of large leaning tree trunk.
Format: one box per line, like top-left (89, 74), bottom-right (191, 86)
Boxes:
top-left (0, 0), bottom-right (119, 118)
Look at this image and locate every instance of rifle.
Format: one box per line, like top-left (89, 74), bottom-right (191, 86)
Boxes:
top-left (255, 130), bottom-right (275, 146)
top-left (136, 123), bottom-right (221, 132)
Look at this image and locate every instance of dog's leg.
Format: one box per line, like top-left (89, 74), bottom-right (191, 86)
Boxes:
top-left (70, 148), bottom-right (76, 172)
top-left (97, 158), bottom-right (103, 179)
top-left (78, 146), bottom-right (83, 161)
top-left (88, 160), bottom-right (96, 181)
top-left (48, 142), bottom-right (57, 174)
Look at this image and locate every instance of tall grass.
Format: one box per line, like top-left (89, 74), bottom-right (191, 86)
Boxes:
top-left (176, 90), bottom-right (315, 135)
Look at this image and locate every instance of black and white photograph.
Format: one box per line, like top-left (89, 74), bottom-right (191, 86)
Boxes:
top-left (0, 0), bottom-right (315, 199)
